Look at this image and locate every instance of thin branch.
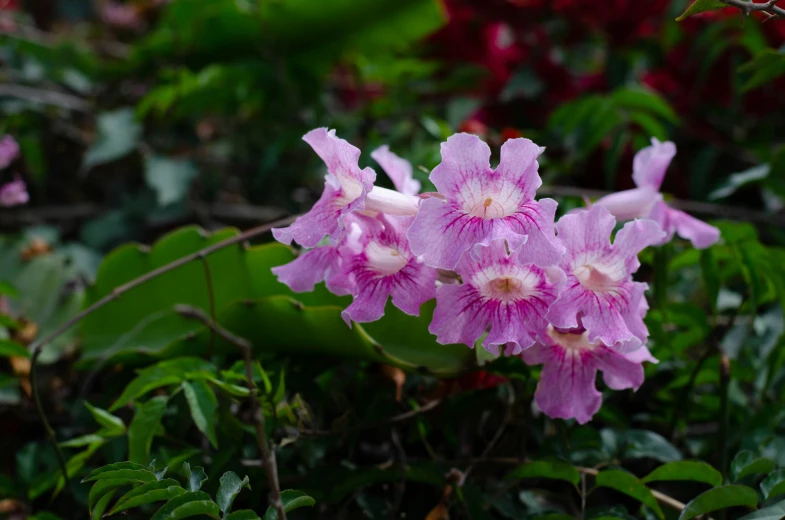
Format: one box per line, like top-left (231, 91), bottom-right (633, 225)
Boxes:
top-left (27, 215), bottom-right (297, 359)
top-left (718, 0), bottom-right (785, 17)
top-left (176, 305), bottom-right (287, 520)
top-left (30, 349), bottom-right (69, 490)
top-left (0, 84), bottom-right (91, 112)
top-left (575, 466), bottom-right (688, 513)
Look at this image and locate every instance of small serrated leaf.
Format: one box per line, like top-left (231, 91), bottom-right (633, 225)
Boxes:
top-left (216, 471), bottom-right (251, 514)
top-left (84, 402), bottom-right (126, 436)
top-left (182, 462), bottom-right (208, 492)
top-left (82, 462), bottom-right (157, 483)
top-left (151, 491), bottom-right (220, 520)
top-left (128, 396), bottom-right (169, 465)
top-left (182, 380), bottom-right (218, 448)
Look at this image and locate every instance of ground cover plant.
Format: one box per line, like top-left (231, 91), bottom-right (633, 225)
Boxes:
top-left (2, 0), bottom-right (785, 518)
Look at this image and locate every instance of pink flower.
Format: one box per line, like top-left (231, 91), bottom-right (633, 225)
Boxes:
top-left (271, 239), bottom-right (350, 296)
top-left (0, 135), bottom-right (19, 169)
top-left (0, 177), bottom-right (28, 207)
top-left (339, 214), bottom-right (437, 325)
top-left (523, 325), bottom-right (658, 424)
top-left (546, 205), bottom-right (665, 350)
top-left (429, 239), bottom-right (563, 355)
top-left (371, 146), bottom-right (421, 196)
top-left (594, 138), bottom-right (720, 249)
top-left (101, 1), bottom-right (142, 29)
top-left (407, 133), bottom-right (564, 270)
top-left (273, 129), bottom-right (420, 249)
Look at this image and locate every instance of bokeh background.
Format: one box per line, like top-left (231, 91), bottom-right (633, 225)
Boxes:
top-left (1, 0), bottom-right (784, 255)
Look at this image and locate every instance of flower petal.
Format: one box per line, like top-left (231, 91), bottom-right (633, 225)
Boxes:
top-left (371, 145), bottom-right (421, 196)
top-left (512, 198), bottom-right (565, 267)
top-left (495, 137), bottom-right (545, 200)
top-left (429, 283), bottom-right (490, 347)
top-left (667, 206), bottom-right (720, 249)
top-left (594, 345), bottom-right (646, 390)
top-left (430, 133), bottom-right (492, 198)
top-left (0, 178), bottom-right (28, 207)
top-left (632, 138), bottom-right (676, 190)
top-left (556, 205), bottom-right (616, 271)
top-left (0, 135), bottom-right (20, 170)
top-left (593, 187), bottom-right (662, 221)
top-left (612, 217), bottom-right (666, 273)
top-left (271, 245), bottom-right (352, 295)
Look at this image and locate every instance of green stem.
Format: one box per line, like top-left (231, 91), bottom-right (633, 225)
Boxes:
top-left (31, 347), bottom-right (69, 489)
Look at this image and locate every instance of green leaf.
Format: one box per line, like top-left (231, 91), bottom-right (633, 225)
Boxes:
top-left (92, 489), bottom-right (117, 520)
top-left (506, 459), bottom-right (580, 487)
top-left (611, 87), bottom-right (678, 123)
top-left (676, 0), bottom-right (728, 20)
top-left (226, 511), bottom-right (261, 520)
top-left (700, 249), bottom-right (721, 315)
top-left (204, 376), bottom-right (251, 397)
top-left (732, 450), bottom-right (776, 482)
top-left (128, 396), bottom-right (169, 464)
top-left (762, 470), bottom-right (785, 501)
top-left (740, 49), bottom-right (785, 92)
top-left (82, 462), bottom-right (157, 483)
top-left (182, 462), bottom-right (208, 492)
top-left (216, 471), bottom-right (251, 514)
top-left (622, 430), bottom-right (683, 463)
top-left (109, 479), bottom-right (186, 515)
top-left (82, 108), bottom-right (141, 170)
top-left (708, 164), bottom-right (771, 201)
top-left (144, 155), bottom-right (198, 207)
top-left (679, 485), bottom-right (759, 520)
top-left (0, 280), bottom-right (19, 298)
top-left (642, 461), bottom-right (722, 487)
top-left (151, 491), bottom-right (220, 520)
top-left (110, 357), bottom-right (215, 411)
top-left (84, 401), bottom-right (126, 436)
top-left (738, 499), bottom-right (785, 520)
top-left (263, 489), bottom-right (316, 520)
top-left (0, 339), bottom-right (30, 359)
top-left (0, 314), bottom-right (21, 330)
top-left (594, 470), bottom-right (664, 520)
top-left (181, 380), bottom-right (218, 448)
top-left (88, 479), bottom-right (129, 513)
top-left (60, 434), bottom-right (107, 448)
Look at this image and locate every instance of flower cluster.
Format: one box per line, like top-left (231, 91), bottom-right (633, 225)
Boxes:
top-left (0, 135), bottom-right (28, 208)
top-left (272, 129), bottom-right (720, 424)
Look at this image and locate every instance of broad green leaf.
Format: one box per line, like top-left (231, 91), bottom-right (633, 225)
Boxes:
top-left (144, 155), bottom-right (197, 207)
top-left (738, 499), bottom-right (785, 520)
top-left (732, 451), bottom-right (776, 482)
top-left (506, 459), bottom-right (580, 487)
top-left (0, 339), bottom-right (30, 358)
top-left (762, 470), bottom-right (785, 501)
top-left (679, 486), bottom-right (759, 520)
top-left (642, 461), bottom-right (722, 487)
top-left (676, 0), bottom-right (728, 20)
top-left (181, 380), bottom-right (218, 448)
top-left (109, 479), bottom-right (186, 515)
top-left (622, 430), bottom-right (682, 463)
top-left (128, 396), bottom-right (169, 464)
top-left (82, 462), bottom-right (157, 483)
top-left (92, 489), bottom-right (117, 520)
top-left (84, 401), bottom-right (126, 436)
top-left (226, 511), bottom-right (261, 520)
top-left (82, 108), bottom-right (141, 170)
top-left (263, 489), bottom-right (316, 520)
top-left (216, 471), bottom-right (251, 514)
top-left (110, 357), bottom-right (215, 411)
top-left (88, 479), bottom-right (129, 513)
top-left (182, 462), bottom-right (208, 492)
top-left (151, 491), bottom-right (220, 520)
top-left (594, 470), bottom-right (663, 520)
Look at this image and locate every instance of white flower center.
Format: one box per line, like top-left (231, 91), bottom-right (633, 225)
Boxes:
top-left (475, 266), bottom-right (539, 303)
top-left (366, 241), bottom-right (408, 276)
top-left (459, 179), bottom-right (525, 219)
top-left (546, 325), bottom-right (596, 353)
top-left (571, 253), bottom-right (625, 292)
top-left (335, 175), bottom-right (364, 207)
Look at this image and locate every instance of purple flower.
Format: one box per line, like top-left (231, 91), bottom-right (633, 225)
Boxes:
top-left (272, 240), bottom-right (349, 296)
top-left (0, 178), bottom-right (29, 207)
top-left (339, 214), bottom-right (437, 325)
top-left (371, 145), bottom-right (421, 196)
top-left (429, 239), bottom-right (563, 355)
top-left (0, 135), bottom-right (19, 170)
top-left (546, 205), bottom-right (665, 350)
top-left (407, 133), bottom-right (564, 270)
top-left (595, 138), bottom-right (720, 249)
top-left (522, 325), bottom-right (658, 424)
top-left (273, 129), bottom-right (421, 249)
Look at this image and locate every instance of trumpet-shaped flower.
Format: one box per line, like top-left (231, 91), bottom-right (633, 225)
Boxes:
top-left (594, 138), bottom-right (720, 249)
top-left (429, 240), bottom-right (563, 355)
top-left (371, 145), bottom-right (421, 196)
top-left (546, 205), bottom-right (665, 350)
top-left (339, 214), bottom-right (437, 325)
top-left (522, 325), bottom-right (658, 424)
top-left (0, 178), bottom-right (28, 207)
top-left (407, 133), bottom-right (564, 270)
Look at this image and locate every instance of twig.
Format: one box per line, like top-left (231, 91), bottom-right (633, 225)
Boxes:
top-left (574, 466), bottom-right (688, 513)
top-left (27, 215), bottom-right (297, 360)
top-left (298, 398), bottom-right (442, 437)
top-left (30, 349), bottom-right (69, 490)
top-left (0, 84), bottom-right (91, 112)
top-left (718, 0), bottom-right (785, 18)
top-left (176, 305), bottom-right (287, 520)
